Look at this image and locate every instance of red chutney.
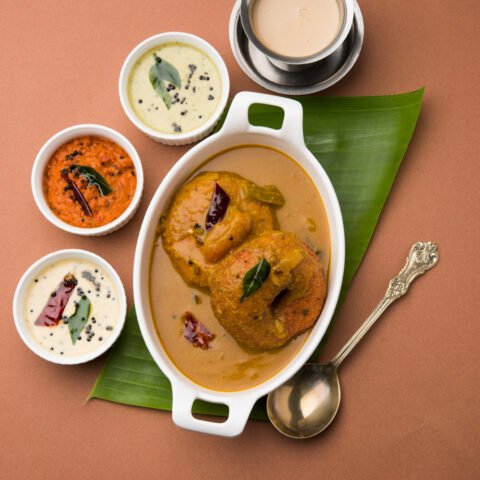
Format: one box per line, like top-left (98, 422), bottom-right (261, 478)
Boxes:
top-left (43, 136), bottom-right (137, 228)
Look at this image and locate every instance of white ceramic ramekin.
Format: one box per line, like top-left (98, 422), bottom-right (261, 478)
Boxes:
top-left (133, 91), bottom-right (345, 437)
top-left (31, 124), bottom-right (144, 236)
top-left (13, 249), bottom-right (127, 365)
top-left (118, 32), bottom-right (230, 146)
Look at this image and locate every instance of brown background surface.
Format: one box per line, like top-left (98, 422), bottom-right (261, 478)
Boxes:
top-left (1, 0), bottom-right (479, 478)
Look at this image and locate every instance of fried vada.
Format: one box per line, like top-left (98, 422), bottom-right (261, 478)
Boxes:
top-left (160, 172), bottom-right (282, 288)
top-left (209, 231), bottom-right (326, 350)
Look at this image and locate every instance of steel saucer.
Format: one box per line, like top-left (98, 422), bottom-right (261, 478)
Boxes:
top-left (229, 0), bottom-right (364, 95)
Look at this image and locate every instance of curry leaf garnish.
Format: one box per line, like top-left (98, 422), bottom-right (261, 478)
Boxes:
top-left (67, 295), bottom-right (91, 345)
top-left (71, 164), bottom-right (112, 196)
top-left (149, 67), bottom-right (171, 109)
top-left (149, 54), bottom-right (182, 110)
top-left (241, 258), bottom-right (271, 303)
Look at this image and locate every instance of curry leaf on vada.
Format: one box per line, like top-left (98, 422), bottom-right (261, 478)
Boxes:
top-left (241, 257), bottom-right (271, 303)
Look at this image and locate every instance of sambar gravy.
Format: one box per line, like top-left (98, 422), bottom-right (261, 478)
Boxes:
top-left (149, 145), bottom-right (330, 392)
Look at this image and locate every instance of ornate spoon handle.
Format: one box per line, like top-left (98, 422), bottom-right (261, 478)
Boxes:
top-left (331, 242), bottom-right (439, 368)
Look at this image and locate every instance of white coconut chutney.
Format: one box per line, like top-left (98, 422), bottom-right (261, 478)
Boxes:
top-left (128, 42), bottom-right (222, 134)
top-left (24, 258), bottom-right (120, 357)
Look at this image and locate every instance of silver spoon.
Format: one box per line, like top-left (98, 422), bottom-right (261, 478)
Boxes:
top-left (267, 241), bottom-right (439, 439)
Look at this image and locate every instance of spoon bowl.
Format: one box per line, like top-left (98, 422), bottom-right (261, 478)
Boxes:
top-left (267, 241), bottom-right (439, 439)
top-left (267, 363), bottom-right (341, 439)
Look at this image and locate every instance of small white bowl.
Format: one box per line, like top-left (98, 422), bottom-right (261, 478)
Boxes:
top-left (31, 124), bottom-right (144, 236)
top-left (13, 249), bottom-right (127, 365)
top-left (119, 32), bottom-right (230, 146)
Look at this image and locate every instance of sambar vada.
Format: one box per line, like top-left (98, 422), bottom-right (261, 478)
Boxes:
top-left (160, 171), bottom-right (282, 288)
top-left (150, 145), bottom-right (331, 392)
top-left (209, 231), bottom-right (326, 350)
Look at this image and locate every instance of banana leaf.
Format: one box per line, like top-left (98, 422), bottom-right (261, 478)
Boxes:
top-left (89, 89), bottom-right (425, 420)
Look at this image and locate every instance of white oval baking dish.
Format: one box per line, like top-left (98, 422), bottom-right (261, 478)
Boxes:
top-left (134, 91), bottom-right (345, 437)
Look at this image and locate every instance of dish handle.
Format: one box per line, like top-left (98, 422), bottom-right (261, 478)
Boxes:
top-left (171, 383), bottom-right (257, 437)
top-left (219, 91), bottom-right (305, 145)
